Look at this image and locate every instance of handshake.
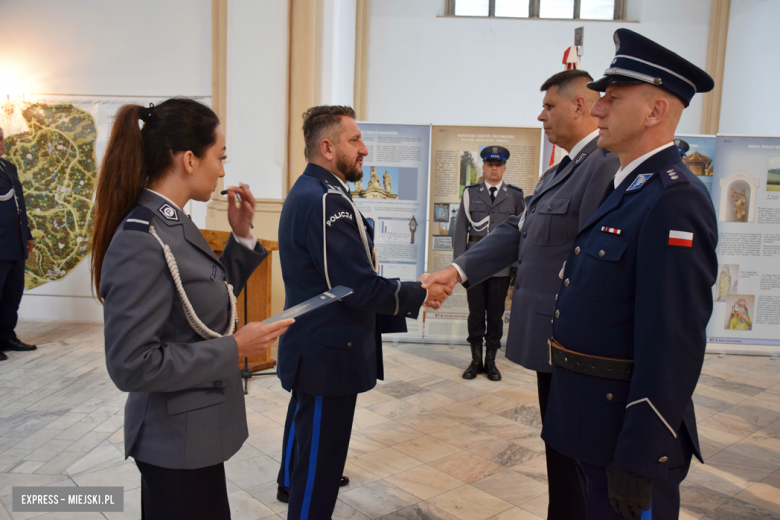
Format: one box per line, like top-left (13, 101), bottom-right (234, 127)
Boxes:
top-left (419, 265), bottom-right (463, 309)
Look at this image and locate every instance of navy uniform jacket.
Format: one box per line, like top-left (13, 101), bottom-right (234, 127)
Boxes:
top-left (541, 145), bottom-right (718, 480)
top-left (278, 164), bottom-right (427, 397)
top-left (453, 138), bottom-right (619, 372)
top-left (101, 190), bottom-right (268, 469)
top-left (0, 157), bottom-right (33, 261)
top-left (453, 181), bottom-right (524, 277)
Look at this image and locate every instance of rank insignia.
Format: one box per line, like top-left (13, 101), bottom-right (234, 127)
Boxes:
top-left (627, 173), bottom-right (653, 192)
top-left (668, 230), bottom-right (693, 247)
top-left (601, 226), bottom-right (622, 235)
top-left (158, 203), bottom-right (179, 221)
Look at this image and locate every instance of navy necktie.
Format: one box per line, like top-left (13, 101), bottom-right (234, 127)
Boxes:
top-left (554, 155), bottom-right (572, 177)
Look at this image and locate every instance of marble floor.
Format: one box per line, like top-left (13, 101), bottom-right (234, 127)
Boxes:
top-left (1, 322), bottom-right (780, 519)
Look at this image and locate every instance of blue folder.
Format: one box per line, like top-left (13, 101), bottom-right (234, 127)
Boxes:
top-left (263, 285), bottom-right (353, 324)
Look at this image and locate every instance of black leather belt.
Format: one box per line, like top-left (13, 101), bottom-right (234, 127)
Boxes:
top-left (549, 337), bottom-right (633, 381)
top-left (468, 236), bottom-right (483, 242)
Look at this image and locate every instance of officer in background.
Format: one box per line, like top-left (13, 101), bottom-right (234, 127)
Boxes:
top-left (427, 70), bottom-right (619, 519)
top-left (453, 146), bottom-right (524, 381)
top-left (276, 105), bottom-right (450, 519)
top-left (0, 126), bottom-right (37, 359)
top-left (540, 29), bottom-right (718, 519)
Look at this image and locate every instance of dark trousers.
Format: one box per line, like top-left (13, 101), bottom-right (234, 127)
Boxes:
top-left (575, 454), bottom-right (692, 519)
top-left (135, 460), bottom-right (231, 520)
top-left (0, 259), bottom-right (25, 341)
top-left (278, 395), bottom-right (298, 489)
top-left (537, 371), bottom-right (588, 519)
top-left (281, 391), bottom-right (357, 520)
top-left (466, 275), bottom-right (510, 350)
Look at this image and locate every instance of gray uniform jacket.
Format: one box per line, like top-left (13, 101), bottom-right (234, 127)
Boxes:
top-left (453, 181), bottom-right (525, 277)
top-left (100, 190), bottom-right (268, 469)
top-left (454, 137), bottom-right (620, 372)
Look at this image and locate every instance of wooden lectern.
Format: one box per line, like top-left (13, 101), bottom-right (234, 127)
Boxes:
top-left (200, 229), bottom-right (278, 372)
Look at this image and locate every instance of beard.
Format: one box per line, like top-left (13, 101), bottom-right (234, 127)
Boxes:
top-left (336, 151), bottom-right (363, 183)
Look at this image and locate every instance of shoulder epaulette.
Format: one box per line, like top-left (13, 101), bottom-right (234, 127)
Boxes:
top-left (123, 206), bottom-right (154, 232)
top-left (465, 183), bottom-right (480, 189)
top-left (659, 163), bottom-right (690, 189)
top-left (506, 184), bottom-right (523, 191)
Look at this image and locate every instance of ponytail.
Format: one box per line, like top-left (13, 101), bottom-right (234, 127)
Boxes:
top-left (91, 105), bottom-right (147, 301)
top-left (90, 98), bottom-right (219, 301)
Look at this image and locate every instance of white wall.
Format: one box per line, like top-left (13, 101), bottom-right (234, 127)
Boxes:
top-left (223, 0), bottom-right (289, 199)
top-left (0, 0), bottom-right (212, 323)
top-left (366, 0), bottom-right (711, 134)
top-left (719, 0), bottom-right (780, 135)
top-left (321, 0), bottom-right (358, 106)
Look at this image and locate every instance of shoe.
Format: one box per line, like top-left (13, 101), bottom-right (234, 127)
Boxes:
top-left (276, 485), bottom-right (289, 503)
top-left (484, 348), bottom-right (502, 381)
top-left (462, 343), bottom-right (483, 379)
top-left (0, 352), bottom-right (7, 361)
top-left (1, 338), bottom-right (37, 351)
top-left (276, 475), bottom-right (349, 503)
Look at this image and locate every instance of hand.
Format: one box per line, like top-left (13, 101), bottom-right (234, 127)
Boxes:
top-left (424, 281), bottom-right (452, 309)
top-left (234, 319), bottom-right (294, 359)
top-left (606, 460), bottom-right (652, 519)
top-left (421, 265), bottom-right (461, 292)
top-left (226, 183), bottom-right (255, 239)
top-left (27, 240), bottom-right (34, 254)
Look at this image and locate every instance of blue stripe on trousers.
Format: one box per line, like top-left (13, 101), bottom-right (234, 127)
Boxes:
top-left (284, 403), bottom-right (299, 488)
top-left (300, 396), bottom-right (322, 520)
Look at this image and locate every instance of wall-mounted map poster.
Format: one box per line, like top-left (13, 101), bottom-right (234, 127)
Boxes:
top-left (2, 103), bottom-right (98, 290)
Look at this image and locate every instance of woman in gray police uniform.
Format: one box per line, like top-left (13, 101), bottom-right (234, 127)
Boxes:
top-left (91, 99), bottom-right (293, 520)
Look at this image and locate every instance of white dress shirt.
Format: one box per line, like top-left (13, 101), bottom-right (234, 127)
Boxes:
top-left (612, 142), bottom-right (675, 188)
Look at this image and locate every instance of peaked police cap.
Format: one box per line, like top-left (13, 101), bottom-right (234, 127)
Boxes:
top-left (588, 29), bottom-right (714, 107)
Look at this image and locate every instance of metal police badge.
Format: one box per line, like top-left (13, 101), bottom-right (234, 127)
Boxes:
top-left (158, 203), bottom-right (179, 221)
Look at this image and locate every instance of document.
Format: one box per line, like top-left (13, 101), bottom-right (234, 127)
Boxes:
top-left (263, 286), bottom-right (353, 324)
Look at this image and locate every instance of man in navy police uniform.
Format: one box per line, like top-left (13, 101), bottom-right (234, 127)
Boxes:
top-left (0, 127), bottom-right (37, 360)
top-left (275, 105), bottom-right (450, 519)
top-left (541, 29), bottom-right (718, 519)
top-left (453, 146), bottom-right (524, 381)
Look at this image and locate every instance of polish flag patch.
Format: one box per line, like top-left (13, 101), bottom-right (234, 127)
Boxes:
top-left (668, 230), bottom-right (693, 247)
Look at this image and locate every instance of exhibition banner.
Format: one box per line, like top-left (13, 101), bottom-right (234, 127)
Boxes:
top-left (424, 125), bottom-right (542, 341)
top-left (707, 135), bottom-right (780, 349)
top-left (675, 134), bottom-right (716, 195)
top-left (352, 123), bottom-right (432, 338)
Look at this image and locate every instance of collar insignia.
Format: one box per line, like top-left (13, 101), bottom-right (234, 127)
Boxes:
top-left (626, 173), bottom-right (653, 192)
top-left (158, 203), bottom-right (179, 221)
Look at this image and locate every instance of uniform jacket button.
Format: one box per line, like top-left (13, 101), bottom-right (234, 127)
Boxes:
top-left (575, 246), bottom-right (581, 255)
top-left (523, 232), bottom-right (527, 238)
top-left (548, 205), bottom-right (553, 210)
top-left (606, 393), bottom-right (613, 400)
top-left (599, 250), bottom-right (606, 257)
top-left (658, 456), bottom-right (668, 463)
top-left (555, 310), bottom-right (560, 318)
top-left (347, 342), bottom-right (352, 347)
top-left (564, 278), bottom-right (570, 287)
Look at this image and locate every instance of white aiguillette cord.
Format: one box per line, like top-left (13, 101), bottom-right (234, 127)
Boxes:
top-left (149, 225), bottom-right (237, 339)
